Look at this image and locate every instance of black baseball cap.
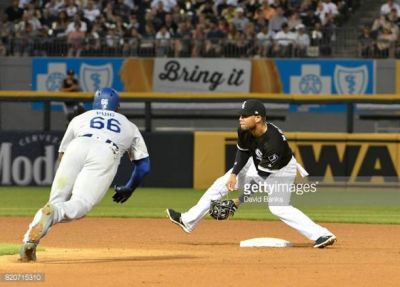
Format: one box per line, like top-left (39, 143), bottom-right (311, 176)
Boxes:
top-left (67, 69), bottom-right (75, 75)
top-left (239, 99), bottom-right (266, 117)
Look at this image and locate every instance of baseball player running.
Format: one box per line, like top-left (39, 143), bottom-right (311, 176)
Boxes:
top-left (167, 99), bottom-right (336, 248)
top-left (19, 88), bottom-right (150, 262)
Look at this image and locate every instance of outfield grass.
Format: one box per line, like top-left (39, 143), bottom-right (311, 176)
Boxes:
top-left (0, 187), bottom-right (399, 224)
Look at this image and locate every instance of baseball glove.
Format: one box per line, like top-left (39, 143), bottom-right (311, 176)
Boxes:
top-left (209, 199), bottom-right (238, 220)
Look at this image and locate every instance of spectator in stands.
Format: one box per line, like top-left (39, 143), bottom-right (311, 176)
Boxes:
top-left (36, 6), bottom-right (52, 30)
top-left (290, 0), bottom-right (303, 10)
top-left (269, 6), bottom-right (287, 33)
top-left (122, 27), bottom-right (141, 56)
top-left (381, 0), bottom-right (400, 17)
top-left (253, 12), bottom-right (268, 33)
top-left (232, 7), bottom-right (249, 32)
top-left (164, 13), bottom-right (177, 36)
top-left (13, 14), bottom-right (37, 56)
top-left (299, 0), bottom-right (316, 14)
top-left (273, 22), bottom-right (293, 57)
top-left (376, 25), bottom-right (397, 58)
top-left (67, 20), bottom-right (85, 56)
top-left (151, 1), bottom-right (166, 31)
top-left (103, 1), bottom-right (117, 23)
top-left (302, 8), bottom-right (321, 29)
top-left (44, 0), bottom-right (64, 20)
top-left (105, 26), bottom-right (121, 52)
top-left (151, 0), bottom-right (177, 13)
top-left (198, 0), bottom-right (215, 17)
top-left (155, 25), bottom-right (171, 56)
top-left (315, 1), bottom-right (328, 25)
top-left (216, 0), bottom-right (229, 17)
top-left (139, 24), bottom-right (156, 56)
top-left (311, 22), bottom-right (323, 46)
top-left (371, 15), bottom-right (390, 39)
top-left (174, 21), bottom-right (192, 57)
top-left (19, 0), bottom-right (31, 9)
top-left (49, 10), bottom-right (69, 38)
top-left (114, 0), bottom-right (131, 22)
top-left (192, 23), bottom-right (206, 57)
top-left (256, 25), bottom-right (274, 57)
top-left (62, 0), bottom-right (79, 19)
top-left (259, 0), bottom-right (277, 22)
top-left (4, 0), bottom-right (24, 22)
top-left (0, 12), bottom-right (12, 50)
top-left (358, 25), bottom-right (374, 58)
top-left (235, 30), bottom-right (250, 57)
top-left (323, 0), bottom-right (339, 18)
top-left (124, 0), bottom-right (136, 10)
top-left (387, 8), bottom-right (400, 26)
top-left (83, 0), bottom-right (100, 23)
top-left (225, 22), bottom-right (239, 56)
top-left (295, 23), bottom-right (310, 57)
top-left (221, 3), bottom-right (237, 24)
top-left (65, 14), bottom-right (87, 34)
top-left (171, 5), bottom-right (186, 24)
top-left (85, 22), bottom-right (101, 55)
top-left (205, 20), bottom-right (226, 57)
top-left (288, 11), bottom-right (303, 30)
top-left (25, 9), bottom-right (42, 32)
top-left (126, 14), bottom-right (140, 31)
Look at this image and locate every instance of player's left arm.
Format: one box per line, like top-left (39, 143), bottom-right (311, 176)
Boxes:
top-left (113, 129), bottom-right (150, 204)
top-left (113, 156), bottom-right (150, 204)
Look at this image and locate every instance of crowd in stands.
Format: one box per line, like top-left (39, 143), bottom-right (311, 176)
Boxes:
top-left (359, 0), bottom-right (400, 58)
top-left (0, 0), bottom-right (354, 58)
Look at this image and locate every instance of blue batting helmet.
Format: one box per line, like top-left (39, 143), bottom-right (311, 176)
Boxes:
top-left (92, 87), bottom-right (120, 111)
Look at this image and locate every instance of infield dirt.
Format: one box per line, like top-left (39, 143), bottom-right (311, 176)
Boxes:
top-left (1, 217), bottom-right (399, 287)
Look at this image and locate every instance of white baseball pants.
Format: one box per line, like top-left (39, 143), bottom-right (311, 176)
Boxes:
top-left (181, 157), bottom-right (333, 240)
top-left (23, 137), bottom-right (120, 243)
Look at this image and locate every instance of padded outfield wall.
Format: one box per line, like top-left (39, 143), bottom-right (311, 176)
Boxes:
top-left (0, 131), bottom-right (399, 188)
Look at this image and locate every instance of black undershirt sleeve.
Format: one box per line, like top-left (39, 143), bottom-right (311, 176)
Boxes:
top-left (232, 149), bottom-right (251, 175)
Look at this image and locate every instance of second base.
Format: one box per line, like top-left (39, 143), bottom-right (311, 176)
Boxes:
top-left (240, 237), bottom-right (291, 248)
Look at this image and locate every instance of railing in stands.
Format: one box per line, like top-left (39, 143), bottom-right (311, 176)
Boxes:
top-left (1, 91), bottom-right (400, 132)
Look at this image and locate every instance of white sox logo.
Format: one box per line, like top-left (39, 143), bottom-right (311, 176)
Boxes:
top-left (255, 148), bottom-right (263, 161)
top-left (267, 154), bottom-right (279, 167)
top-left (242, 101), bottom-right (246, 109)
top-left (101, 99), bottom-right (109, 109)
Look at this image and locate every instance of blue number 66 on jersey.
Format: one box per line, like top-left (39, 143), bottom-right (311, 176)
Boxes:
top-left (90, 117), bottom-right (121, 133)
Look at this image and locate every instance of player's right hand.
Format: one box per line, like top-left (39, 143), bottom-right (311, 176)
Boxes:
top-left (225, 174), bottom-right (237, 192)
top-left (113, 185), bottom-right (134, 204)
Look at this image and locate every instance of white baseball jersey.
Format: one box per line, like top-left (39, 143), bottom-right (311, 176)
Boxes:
top-left (59, 110), bottom-right (149, 161)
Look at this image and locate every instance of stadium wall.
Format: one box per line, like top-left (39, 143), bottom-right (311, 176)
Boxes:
top-left (0, 131), bottom-right (193, 188)
top-left (0, 131), bottom-right (398, 188)
top-left (0, 57), bottom-right (398, 133)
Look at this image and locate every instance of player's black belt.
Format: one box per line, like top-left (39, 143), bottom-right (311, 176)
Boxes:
top-left (80, 133), bottom-right (119, 150)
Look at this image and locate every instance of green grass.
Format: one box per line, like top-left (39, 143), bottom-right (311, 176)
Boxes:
top-left (0, 187), bottom-right (399, 224)
top-left (0, 244), bottom-right (21, 256)
top-left (0, 244), bottom-right (45, 256)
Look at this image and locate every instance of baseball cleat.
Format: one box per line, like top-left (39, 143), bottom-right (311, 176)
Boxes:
top-left (28, 203), bottom-right (55, 243)
top-left (166, 209), bottom-right (191, 233)
top-left (19, 241), bottom-right (37, 262)
top-left (313, 235), bottom-right (337, 248)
